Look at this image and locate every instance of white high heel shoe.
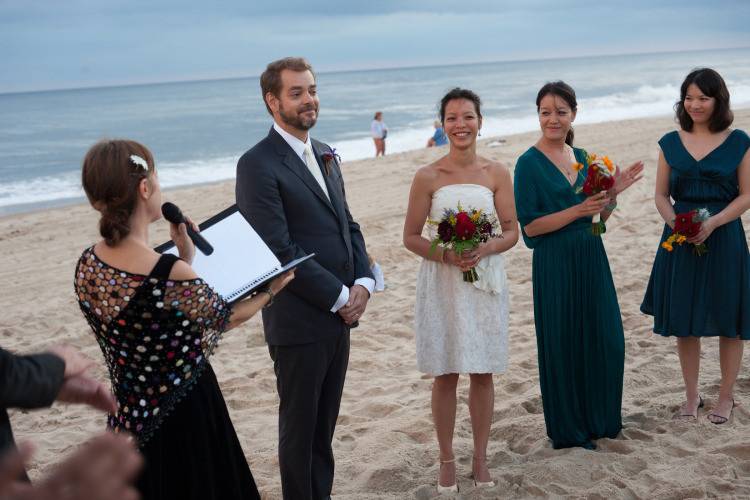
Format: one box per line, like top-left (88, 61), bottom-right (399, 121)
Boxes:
top-left (437, 458), bottom-right (458, 494)
top-left (472, 455), bottom-right (495, 488)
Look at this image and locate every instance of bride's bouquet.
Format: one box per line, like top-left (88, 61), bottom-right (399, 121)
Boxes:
top-left (574, 153), bottom-right (617, 235)
top-left (661, 208), bottom-right (710, 256)
top-left (428, 203), bottom-right (498, 282)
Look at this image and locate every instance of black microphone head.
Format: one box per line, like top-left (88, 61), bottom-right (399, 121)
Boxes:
top-left (161, 202), bottom-right (184, 224)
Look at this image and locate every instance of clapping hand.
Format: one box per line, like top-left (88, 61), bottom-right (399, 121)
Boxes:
top-left (613, 160), bottom-right (644, 196)
top-left (338, 285), bottom-right (370, 325)
top-left (169, 216), bottom-right (200, 265)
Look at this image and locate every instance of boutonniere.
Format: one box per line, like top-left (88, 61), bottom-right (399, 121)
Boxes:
top-left (321, 148), bottom-right (341, 176)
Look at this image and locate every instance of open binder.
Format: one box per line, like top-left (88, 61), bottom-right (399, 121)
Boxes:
top-left (155, 205), bottom-right (313, 303)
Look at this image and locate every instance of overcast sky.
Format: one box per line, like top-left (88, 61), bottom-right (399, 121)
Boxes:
top-left (1, 0), bottom-right (748, 93)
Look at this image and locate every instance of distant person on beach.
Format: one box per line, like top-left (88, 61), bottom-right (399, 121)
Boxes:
top-left (76, 139), bottom-right (293, 499)
top-left (404, 88), bottom-right (519, 493)
top-left (427, 120), bottom-right (448, 147)
top-left (640, 68), bottom-right (750, 424)
top-left (514, 81), bottom-right (643, 450)
top-left (236, 57), bottom-right (374, 500)
top-left (371, 111), bottom-right (388, 156)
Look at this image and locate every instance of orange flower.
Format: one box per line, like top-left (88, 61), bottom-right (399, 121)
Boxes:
top-left (602, 156), bottom-right (614, 173)
top-left (572, 162), bottom-right (584, 171)
top-left (676, 234), bottom-right (687, 244)
top-left (661, 241), bottom-right (674, 252)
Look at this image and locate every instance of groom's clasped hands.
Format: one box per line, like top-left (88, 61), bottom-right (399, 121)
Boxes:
top-left (339, 284), bottom-right (370, 324)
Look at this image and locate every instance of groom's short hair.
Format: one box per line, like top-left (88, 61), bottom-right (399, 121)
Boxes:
top-left (260, 57), bottom-right (316, 115)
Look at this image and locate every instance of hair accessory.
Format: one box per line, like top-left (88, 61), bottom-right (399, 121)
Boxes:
top-left (129, 154), bottom-right (149, 171)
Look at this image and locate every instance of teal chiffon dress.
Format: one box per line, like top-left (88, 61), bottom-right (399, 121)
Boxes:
top-left (514, 146), bottom-right (624, 450)
top-left (641, 129), bottom-right (750, 338)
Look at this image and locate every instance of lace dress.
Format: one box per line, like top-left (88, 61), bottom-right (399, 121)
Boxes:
top-left (75, 248), bottom-right (260, 500)
top-left (414, 184), bottom-right (510, 375)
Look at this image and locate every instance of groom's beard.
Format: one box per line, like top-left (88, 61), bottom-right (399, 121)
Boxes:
top-left (279, 103), bottom-right (318, 131)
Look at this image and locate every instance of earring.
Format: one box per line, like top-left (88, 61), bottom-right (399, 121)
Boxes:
top-left (478, 130), bottom-right (482, 137)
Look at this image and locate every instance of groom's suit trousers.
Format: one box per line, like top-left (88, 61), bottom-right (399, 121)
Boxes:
top-left (269, 332), bottom-right (350, 500)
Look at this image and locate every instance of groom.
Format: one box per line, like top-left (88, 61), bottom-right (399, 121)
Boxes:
top-left (236, 57), bottom-right (374, 500)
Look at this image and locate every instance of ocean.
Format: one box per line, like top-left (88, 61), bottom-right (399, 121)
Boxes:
top-left (1, 47), bottom-right (749, 215)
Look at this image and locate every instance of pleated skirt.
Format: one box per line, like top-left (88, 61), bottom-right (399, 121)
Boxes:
top-left (532, 227), bottom-right (624, 449)
top-left (641, 211), bottom-right (750, 339)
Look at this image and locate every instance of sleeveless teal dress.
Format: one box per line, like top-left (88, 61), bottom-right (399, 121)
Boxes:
top-left (514, 146), bottom-right (624, 450)
top-left (641, 129), bottom-right (750, 339)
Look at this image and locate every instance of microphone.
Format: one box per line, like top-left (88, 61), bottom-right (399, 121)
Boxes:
top-left (161, 202), bottom-right (214, 255)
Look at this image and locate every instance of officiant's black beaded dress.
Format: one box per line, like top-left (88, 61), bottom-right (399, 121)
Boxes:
top-left (75, 247), bottom-right (260, 500)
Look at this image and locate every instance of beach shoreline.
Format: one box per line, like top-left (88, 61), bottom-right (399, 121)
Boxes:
top-left (2, 110), bottom-right (749, 498)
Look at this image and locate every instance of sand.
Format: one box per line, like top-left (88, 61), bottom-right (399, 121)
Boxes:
top-left (2, 110), bottom-right (749, 499)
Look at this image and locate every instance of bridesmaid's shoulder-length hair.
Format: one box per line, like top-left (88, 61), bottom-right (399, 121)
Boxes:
top-left (675, 68), bottom-right (734, 133)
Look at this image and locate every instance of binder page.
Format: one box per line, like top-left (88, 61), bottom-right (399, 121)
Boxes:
top-left (164, 210), bottom-right (281, 299)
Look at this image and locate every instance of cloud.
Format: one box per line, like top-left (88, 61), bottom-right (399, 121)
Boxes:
top-left (0, 0), bottom-right (748, 92)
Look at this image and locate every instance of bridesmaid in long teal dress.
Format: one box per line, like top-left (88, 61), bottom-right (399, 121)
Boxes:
top-left (514, 82), bottom-right (644, 449)
top-left (641, 68), bottom-right (750, 424)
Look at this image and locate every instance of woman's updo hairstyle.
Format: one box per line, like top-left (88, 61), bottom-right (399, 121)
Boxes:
top-left (536, 81), bottom-right (578, 146)
top-left (439, 87), bottom-right (482, 124)
top-left (81, 139), bottom-right (155, 246)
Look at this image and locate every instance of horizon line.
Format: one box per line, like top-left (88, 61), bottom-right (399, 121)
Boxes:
top-left (1, 45), bottom-right (748, 97)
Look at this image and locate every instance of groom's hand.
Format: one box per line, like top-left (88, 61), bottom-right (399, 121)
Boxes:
top-left (339, 285), bottom-right (369, 324)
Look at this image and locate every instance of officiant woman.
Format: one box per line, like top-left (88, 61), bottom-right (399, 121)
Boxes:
top-left (73, 139), bottom-right (294, 500)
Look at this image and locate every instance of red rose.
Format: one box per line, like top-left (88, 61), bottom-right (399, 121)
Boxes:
top-left (582, 176), bottom-right (595, 195)
top-left (674, 210), bottom-right (701, 237)
top-left (599, 174), bottom-right (614, 191)
top-left (454, 212), bottom-right (476, 240)
top-left (437, 221), bottom-right (454, 243)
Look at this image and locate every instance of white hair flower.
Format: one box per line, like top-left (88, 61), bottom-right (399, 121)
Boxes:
top-left (129, 154), bottom-right (149, 171)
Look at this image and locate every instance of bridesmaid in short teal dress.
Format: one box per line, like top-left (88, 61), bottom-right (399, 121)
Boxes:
top-left (514, 82), bottom-right (644, 449)
top-left (641, 68), bottom-right (750, 424)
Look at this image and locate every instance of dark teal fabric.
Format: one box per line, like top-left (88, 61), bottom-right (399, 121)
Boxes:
top-left (514, 147), bottom-right (624, 449)
top-left (641, 129), bottom-right (750, 339)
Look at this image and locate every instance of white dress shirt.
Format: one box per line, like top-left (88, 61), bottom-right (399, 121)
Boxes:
top-left (273, 122), bottom-right (375, 312)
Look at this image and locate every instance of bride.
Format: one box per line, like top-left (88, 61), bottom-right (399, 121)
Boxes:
top-left (403, 88), bottom-right (519, 493)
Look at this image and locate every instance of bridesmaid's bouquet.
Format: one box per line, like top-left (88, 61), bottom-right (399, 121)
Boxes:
top-left (428, 203), bottom-right (498, 282)
top-left (661, 208), bottom-right (710, 256)
top-left (573, 153), bottom-right (618, 235)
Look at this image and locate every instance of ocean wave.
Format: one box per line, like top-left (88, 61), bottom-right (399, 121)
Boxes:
top-left (0, 156), bottom-right (240, 211)
top-left (3, 80), bottom-right (750, 212)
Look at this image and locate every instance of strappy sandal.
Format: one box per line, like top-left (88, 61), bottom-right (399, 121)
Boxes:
top-left (471, 455), bottom-right (495, 488)
top-left (678, 395), bottom-right (704, 419)
top-left (707, 399), bottom-right (736, 425)
top-left (437, 457), bottom-right (458, 494)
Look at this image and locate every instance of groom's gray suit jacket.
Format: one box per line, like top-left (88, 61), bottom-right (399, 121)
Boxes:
top-left (236, 127), bottom-right (372, 346)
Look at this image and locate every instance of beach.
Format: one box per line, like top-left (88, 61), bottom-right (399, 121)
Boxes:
top-left (2, 110), bottom-right (749, 498)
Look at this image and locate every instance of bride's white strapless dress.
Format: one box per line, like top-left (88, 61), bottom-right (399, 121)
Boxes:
top-left (415, 184), bottom-right (509, 375)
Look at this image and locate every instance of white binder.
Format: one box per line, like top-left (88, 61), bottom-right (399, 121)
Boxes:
top-left (155, 205), bottom-right (313, 303)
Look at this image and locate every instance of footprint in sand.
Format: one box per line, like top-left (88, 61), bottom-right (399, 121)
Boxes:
top-left (521, 397), bottom-right (543, 415)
